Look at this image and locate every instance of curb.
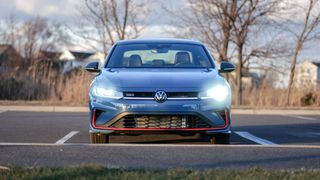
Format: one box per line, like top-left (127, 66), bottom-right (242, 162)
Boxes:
top-left (1, 105), bottom-right (320, 115)
top-left (0, 106), bottom-right (88, 113)
top-left (231, 109), bottom-right (320, 115)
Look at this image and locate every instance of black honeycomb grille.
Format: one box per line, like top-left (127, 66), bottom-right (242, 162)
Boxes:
top-left (110, 115), bottom-right (213, 128)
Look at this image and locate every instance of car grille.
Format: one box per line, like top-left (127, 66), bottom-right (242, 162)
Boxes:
top-left (110, 115), bottom-right (213, 128)
top-left (123, 92), bottom-right (198, 98)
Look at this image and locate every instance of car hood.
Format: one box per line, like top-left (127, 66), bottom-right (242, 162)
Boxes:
top-left (97, 68), bottom-right (223, 91)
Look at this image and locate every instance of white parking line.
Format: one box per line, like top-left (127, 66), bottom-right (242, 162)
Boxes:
top-left (234, 131), bottom-right (277, 145)
top-left (283, 115), bottom-right (317, 121)
top-left (55, 131), bottom-right (79, 145)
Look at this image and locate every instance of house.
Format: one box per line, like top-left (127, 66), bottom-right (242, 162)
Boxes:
top-left (229, 66), bottom-right (261, 90)
top-left (294, 61), bottom-right (320, 89)
top-left (0, 44), bottom-right (23, 72)
top-left (38, 50), bottom-right (105, 72)
top-left (62, 51), bottom-right (105, 71)
top-left (67, 51), bottom-right (105, 68)
top-left (38, 50), bottom-right (62, 61)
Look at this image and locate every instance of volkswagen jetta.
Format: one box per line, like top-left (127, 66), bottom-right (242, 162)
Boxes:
top-left (85, 39), bottom-right (235, 144)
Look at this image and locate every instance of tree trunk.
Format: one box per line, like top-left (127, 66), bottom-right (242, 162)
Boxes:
top-left (235, 44), bottom-right (243, 106)
top-left (221, 29), bottom-right (231, 81)
top-left (220, 30), bottom-right (230, 61)
top-left (286, 41), bottom-right (302, 106)
top-left (220, 0), bottom-right (237, 62)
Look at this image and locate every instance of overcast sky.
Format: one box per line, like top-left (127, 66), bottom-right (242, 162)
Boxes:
top-left (0, 0), bottom-right (191, 42)
top-left (0, 0), bottom-right (182, 29)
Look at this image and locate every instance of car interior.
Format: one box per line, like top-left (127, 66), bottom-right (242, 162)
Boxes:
top-left (120, 51), bottom-right (204, 68)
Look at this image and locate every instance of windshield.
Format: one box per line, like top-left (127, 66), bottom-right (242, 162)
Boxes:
top-left (106, 43), bottom-right (214, 68)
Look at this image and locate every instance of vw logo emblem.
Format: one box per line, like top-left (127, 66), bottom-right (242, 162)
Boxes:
top-left (154, 91), bottom-right (167, 103)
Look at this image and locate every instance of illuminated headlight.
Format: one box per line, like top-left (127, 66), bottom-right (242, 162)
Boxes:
top-left (199, 84), bottom-right (229, 101)
top-left (94, 86), bottom-right (123, 99)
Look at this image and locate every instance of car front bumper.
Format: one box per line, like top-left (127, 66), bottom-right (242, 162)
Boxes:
top-left (89, 98), bottom-right (231, 135)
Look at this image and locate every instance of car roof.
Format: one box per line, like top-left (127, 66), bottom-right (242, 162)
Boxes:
top-left (115, 38), bottom-right (203, 45)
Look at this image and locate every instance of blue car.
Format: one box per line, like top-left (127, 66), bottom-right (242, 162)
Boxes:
top-left (85, 39), bottom-right (235, 144)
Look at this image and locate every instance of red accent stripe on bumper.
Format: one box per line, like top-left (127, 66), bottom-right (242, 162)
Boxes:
top-left (91, 110), bottom-right (229, 131)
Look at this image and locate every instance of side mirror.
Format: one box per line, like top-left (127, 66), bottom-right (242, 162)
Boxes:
top-left (219, 61), bottom-right (235, 73)
top-left (85, 61), bottom-right (100, 73)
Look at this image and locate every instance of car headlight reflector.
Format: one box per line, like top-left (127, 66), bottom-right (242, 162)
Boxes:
top-left (94, 87), bottom-right (123, 99)
top-left (200, 84), bottom-right (229, 101)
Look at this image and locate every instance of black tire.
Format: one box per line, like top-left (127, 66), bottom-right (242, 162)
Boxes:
top-left (209, 134), bottom-right (230, 144)
top-left (90, 133), bottom-right (109, 144)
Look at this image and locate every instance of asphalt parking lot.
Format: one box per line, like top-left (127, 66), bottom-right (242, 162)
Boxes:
top-left (0, 111), bottom-right (319, 145)
top-left (0, 111), bottom-right (319, 169)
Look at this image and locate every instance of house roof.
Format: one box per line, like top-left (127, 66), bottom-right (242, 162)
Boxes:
top-left (39, 50), bottom-right (62, 60)
top-left (0, 44), bottom-right (11, 55)
top-left (312, 62), bottom-right (320, 68)
top-left (70, 51), bottom-right (95, 60)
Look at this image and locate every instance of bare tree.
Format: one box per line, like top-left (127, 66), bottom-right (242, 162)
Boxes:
top-left (22, 17), bottom-right (57, 61)
top-left (165, 0), bottom-right (237, 62)
top-left (286, 0), bottom-right (320, 105)
top-left (0, 14), bottom-right (18, 46)
top-left (0, 15), bottom-right (70, 62)
top-left (72, 0), bottom-right (148, 53)
top-left (230, 0), bottom-right (283, 105)
top-left (189, 0), bottom-right (238, 62)
top-left (166, 0), bottom-right (285, 105)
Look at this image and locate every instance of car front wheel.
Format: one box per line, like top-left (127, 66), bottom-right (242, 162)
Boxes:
top-left (90, 133), bottom-right (109, 144)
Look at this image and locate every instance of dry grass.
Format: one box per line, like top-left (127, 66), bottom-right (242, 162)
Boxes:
top-left (1, 62), bottom-right (319, 107)
top-left (242, 86), bottom-right (320, 108)
top-left (55, 69), bottom-right (92, 105)
top-left (0, 60), bottom-right (93, 106)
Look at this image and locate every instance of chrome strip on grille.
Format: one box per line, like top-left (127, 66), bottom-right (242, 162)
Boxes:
top-left (123, 92), bottom-right (199, 100)
top-left (167, 97), bottom-right (199, 100)
top-left (123, 97), bottom-right (154, 100)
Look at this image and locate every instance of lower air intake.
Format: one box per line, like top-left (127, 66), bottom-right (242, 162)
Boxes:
top-left (110, 115), bottom-right (213, 128)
